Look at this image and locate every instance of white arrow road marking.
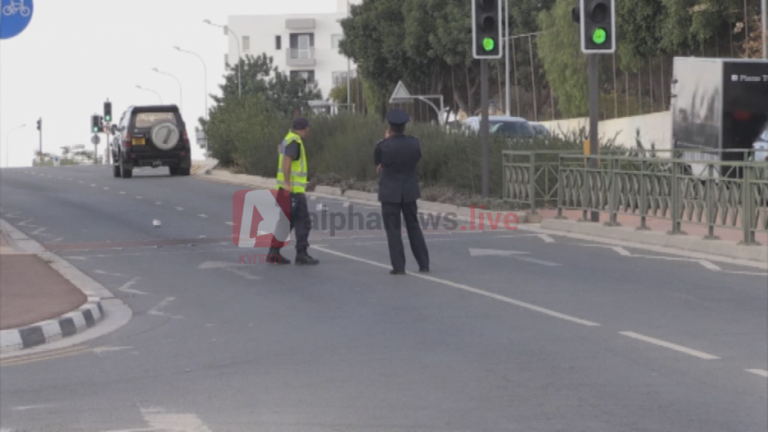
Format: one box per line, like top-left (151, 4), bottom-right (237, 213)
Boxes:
top-left (94, 269), bottom-right (125, 277)
top-left (697, 260), bottom-right (721, 271)
top-left (620, 331), bottom-right (720, 360)
top-left (317, 246), bottom-right (599, 327)
top-left (102, 406), bottom-right (213, 432)
top-left (538, 234), bottom-right (555, 243)
top-left (117, 277), bottom-right (147, 295)
top-left (147, 297), bottom-right (181, 318)
top-left (514, 256), bottom-right (562, 267)
top-left (746, 369), bottom-right (768, 378)
top-left (469, 248), bottom-right (530, 257)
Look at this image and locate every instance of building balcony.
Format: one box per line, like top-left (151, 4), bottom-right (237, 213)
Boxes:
top-left (286, 47), bottom-right (316, 67)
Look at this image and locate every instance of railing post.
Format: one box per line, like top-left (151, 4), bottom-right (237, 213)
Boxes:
top-left (704, 164), bottom-right (718, 239)
top-left (528, 152), bottom-right (537, 214)
top-left (502, 152), bottom-right (509, 202)
top-left (637, 159), bottom-right (649, 230)
top-left (740, 163), bottom-right (756, 245)
top-left (668, 160), bottom-right (684, 235)
top-left (581, 155), bottom-right (589, 221)
top-left (606, 158), bottom-right (621, 226)
top-left (556, 154), bottom-right (565, 219)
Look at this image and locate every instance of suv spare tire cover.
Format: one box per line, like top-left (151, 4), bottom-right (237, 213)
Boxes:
top-left (150, 122), bottom-right (180, 151)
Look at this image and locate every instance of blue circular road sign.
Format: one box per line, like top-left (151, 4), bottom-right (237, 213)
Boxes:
top-left (0, 0), bottom-right (34, 40)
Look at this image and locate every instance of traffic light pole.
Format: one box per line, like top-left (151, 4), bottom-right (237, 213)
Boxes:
top-left (588, 54), bottom-right (599, 222)
top-left (480, 59), bottom-right (490, 198)
top-left (38, 118), bottom-right (43, 165)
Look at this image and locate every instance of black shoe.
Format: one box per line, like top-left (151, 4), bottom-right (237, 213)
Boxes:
top-left (419, 267), bottom-right (430, 273)
top-left (295, 249), bottom-right (319, 265)
top-left (390, 269), bottom-right (405, 275)
top-left (266, 248), bottom-right (291, 265)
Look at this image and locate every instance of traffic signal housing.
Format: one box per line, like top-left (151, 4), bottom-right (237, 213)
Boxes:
top-left (104, 101), bottom-right (112, 123)
top-left (36, 118), bottom-right (41, 131)
top-left (91, 115), bottom-right (101, 133)
top-left (579, 0), bottom-right (615, 54)
top-left (472, 0), bottom-right (502, 59)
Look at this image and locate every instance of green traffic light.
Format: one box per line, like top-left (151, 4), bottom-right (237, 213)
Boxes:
top-left (482, 37), bottom-right (495, 52)
top-left (592, 28), bottom-right (607, 44)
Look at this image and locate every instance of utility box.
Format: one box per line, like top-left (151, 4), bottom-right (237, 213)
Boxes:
top-left (670, 56), bottom-right (768, 177)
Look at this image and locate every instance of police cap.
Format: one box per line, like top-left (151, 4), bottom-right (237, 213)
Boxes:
top-left (386, 109), bottom-right (410, 126)
top-left (292, 117), bottom-right (310, 130)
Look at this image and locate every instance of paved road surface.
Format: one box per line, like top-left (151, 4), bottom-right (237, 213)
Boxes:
top-left (1, 165), bottom-right (766, 432)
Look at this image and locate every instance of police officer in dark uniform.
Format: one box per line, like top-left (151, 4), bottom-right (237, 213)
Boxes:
top-left (374, 109), bottom-right (430, 275)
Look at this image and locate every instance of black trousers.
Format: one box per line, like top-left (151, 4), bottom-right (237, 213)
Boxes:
top-left (381, 201), bottom-right (429, 272)
top-left (273, 192), bottom-right (310, 250)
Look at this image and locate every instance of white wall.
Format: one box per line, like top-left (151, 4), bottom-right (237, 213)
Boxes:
top-left (227, 0), bottom-right (361, 101)
top-left (538, 111), bottom-right (672, 150)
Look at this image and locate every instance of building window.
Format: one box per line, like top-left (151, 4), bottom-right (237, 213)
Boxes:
top-left (289, 33), bottom-right (314, 59)
top-left (275, 35), bottom-right (281, 50)
top-left (331, 34), bottom-right (343, 49)
top-left (242, 36), bottom-right (250, 51)
top-left (332, 71), bottom-right (349, 88)
top-left (290, 70), bottom-right (315, 85)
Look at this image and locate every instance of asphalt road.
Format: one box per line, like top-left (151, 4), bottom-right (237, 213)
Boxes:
top-left (0, 165), bottom-right (766, 432)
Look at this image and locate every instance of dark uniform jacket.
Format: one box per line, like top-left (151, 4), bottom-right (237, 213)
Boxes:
top-left (374, 134), bottom-right (422, 203)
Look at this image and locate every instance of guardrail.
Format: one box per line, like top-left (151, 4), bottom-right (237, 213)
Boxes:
top-left (502, 149), bottom-right (768, 244)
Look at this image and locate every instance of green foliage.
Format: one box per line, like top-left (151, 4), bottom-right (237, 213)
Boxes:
top-left (536, 0), bottom-right (587, 118)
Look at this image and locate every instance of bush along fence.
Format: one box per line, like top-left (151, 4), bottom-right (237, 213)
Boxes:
top-left (502, 149), bottom-right (768, 245)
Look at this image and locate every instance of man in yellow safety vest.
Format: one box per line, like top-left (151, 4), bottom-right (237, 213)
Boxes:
top-left (267, 117), bottom-right (319, 265)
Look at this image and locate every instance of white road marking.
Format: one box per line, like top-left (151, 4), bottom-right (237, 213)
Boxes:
top-left (723, 270), bottom-right (768, 277)
top-left (611, 246), bottom-right (631, 256)
top-left (119, 191), bottom-right (126, 195)
top-left (31, 227), bottom-right (47, 235)
top-left (147, 297), bottom-right (181, 318)
top-left (310, 196), bottom-right (317, 200)
top-left (619, 331), bottom-right (720, 360)
top-left (315, 246), bottom-right (600, 327)
top-left (698, 260), bottom-right (721, 271)
top-left (176, 207), bottom-right (184, 211)
top-left (12, 404), bottom-right (52, 411)
top-left (93, 346), bottom-right (133, 356)
top-left (136, 196), bottom-right (143, 199)
top-left (104, 187), bottom-right (110, 190)
top-left (90, 184), bottom-right (96, 187)
top-left (514, 256), bottom-right (561, 267)
top-left (225, 222), bottom-right (234, 225)
top-left (469, 248), bottom-right (529, 257)
top-left (343, 202), bottom-right (350, 208)
top-left (51, 237), bottom-right (64, 243)
top-left (155, 202), bottom-right (162, 205)
top-left (152, 219), bottom-right (162, 227)
top-left (198, 214), bottom-right (208, 218)
top-left (141, 406), bottom-right (213, 432)
top-left (538, 234), bottom-right (555, 243)
top-left (79, 180), bottom-right (84, 183)
top-left (745, 369), bottom-right (768, 378)
top-left (94, 270), bottom-right (125, 277)
top-left (117, 278), bottom-right (147, 295)
top-left (315, 204), bottom-right (325, 211)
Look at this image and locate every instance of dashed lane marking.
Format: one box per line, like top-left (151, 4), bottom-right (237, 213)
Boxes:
top-left (619, 331), bottom-right (720, 360)
top-left (314, 246), bottom-right (600, 327)
top-left (745, 369), bottom-right (768, 378)
top-left (176, 207), bottom-right (184, 211)
top-left (198, 214), bottom-right (208, 218)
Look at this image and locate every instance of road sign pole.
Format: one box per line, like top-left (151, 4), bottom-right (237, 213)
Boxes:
top-left (480, 59), bottom-right (490, 198)
top-left (38, 118), bottom-right (43, 165)
top-left (588, 54), bottom-right (599, 222)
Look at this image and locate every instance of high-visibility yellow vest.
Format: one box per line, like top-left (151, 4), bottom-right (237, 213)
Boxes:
top-left (276, 131), bottom-right (308, 193)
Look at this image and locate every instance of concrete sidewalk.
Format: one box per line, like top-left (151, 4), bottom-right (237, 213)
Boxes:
top-left (0, 227), bottom-right (104, 353)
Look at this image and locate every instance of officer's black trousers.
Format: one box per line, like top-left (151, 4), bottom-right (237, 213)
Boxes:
top-left (381, 201), bottom-right (430, 272)
top-left (290, 193), bottom-right (311, 250)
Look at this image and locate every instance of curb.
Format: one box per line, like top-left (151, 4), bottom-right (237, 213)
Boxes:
top-left (0, 297), bottom-right (104, 354)
top-left (540, 218), bottom-right (768, 263)
top-left (0, 218), bottom-right (129, 356)
top-left (204, 169), bottom-right (529, 227)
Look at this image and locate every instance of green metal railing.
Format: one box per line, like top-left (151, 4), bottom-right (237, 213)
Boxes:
top-left (502, 149), bottom-right (768, 244)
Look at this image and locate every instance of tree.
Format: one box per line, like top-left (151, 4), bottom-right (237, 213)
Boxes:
top-left (536, 0), bottom-right (587, 118)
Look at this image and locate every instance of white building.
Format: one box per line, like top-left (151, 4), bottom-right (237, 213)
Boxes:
top-left (226, 0), bottom-right (362, 104)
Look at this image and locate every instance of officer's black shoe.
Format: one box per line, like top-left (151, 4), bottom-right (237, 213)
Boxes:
top-left (295, 249), bottom-right (319, 265)
top-left (266, 248), bottom-right (291, 265)
top-left (390, 269), bottom-right (406, 275)
top-left (419, 267), bottom-right (430, 273)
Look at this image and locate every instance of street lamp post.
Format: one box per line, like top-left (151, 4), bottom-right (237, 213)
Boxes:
top-left (174, 46), bottom-right (209, 121)
top-left (5, 124), bottom-right (26, 168)
top-left (136, 85), bottom-right (163, 104)
top-left (152, 68), bottom-right (183, 111)
top-left (504, 0), bottom-right (511, 116)
top-left (204, 19), bottom-right (242, 99)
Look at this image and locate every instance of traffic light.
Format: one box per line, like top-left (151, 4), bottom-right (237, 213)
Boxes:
top-left (579, 0), bottom-right (615, 54)
top-left (36, 118), bottom-right (41, 131)
top-left (91, 115), bottom-right (101, 133)
top-left (472, 0), bottom-right (502, 59)
top-left (104, 101), bottom-right (112, 122)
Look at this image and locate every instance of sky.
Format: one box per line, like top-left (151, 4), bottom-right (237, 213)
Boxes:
top-left (0, 0), bottom-right (338, 168)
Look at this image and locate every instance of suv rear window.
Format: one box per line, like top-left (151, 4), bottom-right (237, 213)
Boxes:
top-left (133, 112), bottom-right (177, 128)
